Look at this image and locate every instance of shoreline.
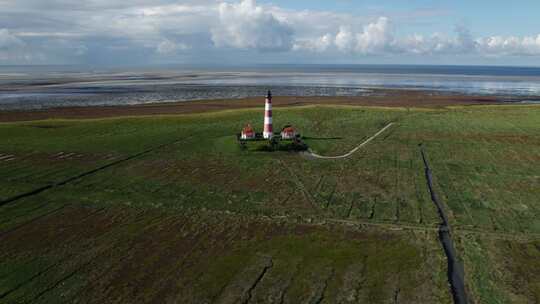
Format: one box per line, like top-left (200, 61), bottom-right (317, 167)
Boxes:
top-left (0, 89), bottom-right (526, 122)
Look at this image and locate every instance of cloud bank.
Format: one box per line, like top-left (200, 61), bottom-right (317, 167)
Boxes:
top-left (212, 0), bottom-right (293, 52)
top-left (1, 0), bottom-right (540, 64)
top-left (295, 18), bottom-right (540, 58)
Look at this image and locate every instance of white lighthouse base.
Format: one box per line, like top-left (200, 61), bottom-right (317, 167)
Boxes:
top-left (263, 132), bottom-right (273, 139)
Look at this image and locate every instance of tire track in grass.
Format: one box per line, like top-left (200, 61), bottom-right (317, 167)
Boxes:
top-left (420, 144), bottom-right (468, 304)
top-left (24, 262), bottom-right (86, 304)
top-left (0, 137), bottom-right (191, 207)
top-left (0, 201), bottom-right (58, 227)
top-left (0, 152), bottom-right (39, 174)
top-left (345, 195), bottom-right (355, 219)
top-left (3, 161), bottom-right (82, 188)
top-left (325, 182), bottom-right (337, 210)
top-left (0, 204), bottom-right (70, 238)
top-left (0, 257), bottom-right (64, 300)
top-left (277, 188), bottom-right (295, 209)
top-left (279, 160), bottom-right (318, 209)
top-left (313, 175), bottom-right (325, 193)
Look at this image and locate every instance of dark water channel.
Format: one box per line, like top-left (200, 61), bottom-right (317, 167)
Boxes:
top-left (420, 145), bottom-right (468, 304)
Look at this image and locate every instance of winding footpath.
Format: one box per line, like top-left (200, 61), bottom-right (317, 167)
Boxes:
top-left (306, 123), bottom-right (394, 159)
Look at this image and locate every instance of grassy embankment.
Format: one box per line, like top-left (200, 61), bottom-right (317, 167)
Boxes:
top-left (1, 104), bottom-right (539, 303)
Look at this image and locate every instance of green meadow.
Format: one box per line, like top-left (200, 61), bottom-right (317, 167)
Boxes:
top-left (1, 104), bottom-right (539, 303)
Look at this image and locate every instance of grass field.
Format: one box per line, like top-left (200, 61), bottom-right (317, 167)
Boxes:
top-left (1, 103), bottom-right (539, 303)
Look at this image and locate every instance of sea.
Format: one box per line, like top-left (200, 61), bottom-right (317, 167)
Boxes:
top-left (1, 64), bottom-right (540, 110)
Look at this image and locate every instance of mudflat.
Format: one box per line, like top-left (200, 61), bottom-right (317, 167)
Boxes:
top-left (0, 89), bottom-right (501, 122)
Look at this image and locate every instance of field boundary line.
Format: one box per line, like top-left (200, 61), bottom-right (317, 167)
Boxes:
top-left (306, 122), bottom-right (394, 159)
top-left (0, 137), bottom-right (191, 207)
top-left (325, 218), bottom-right (439, 232)
top-left (454, 228), bottom-right (540, 241)
top-left (0, 204), bottom-right (70, 238)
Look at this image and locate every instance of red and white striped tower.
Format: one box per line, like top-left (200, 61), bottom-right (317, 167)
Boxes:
top-left (263, 90), bottom-right (273, 139)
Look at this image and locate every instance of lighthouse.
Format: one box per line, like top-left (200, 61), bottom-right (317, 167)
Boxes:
top-left (263, 90), bottom-right (273, 139)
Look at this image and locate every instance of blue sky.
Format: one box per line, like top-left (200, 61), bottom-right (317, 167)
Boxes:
top-left (265, 0), bottom-right (540, 36)
top-left (1, 0), bottom-right (540, 66)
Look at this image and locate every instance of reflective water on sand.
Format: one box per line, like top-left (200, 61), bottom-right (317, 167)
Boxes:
top-left (1, 65), bottom-right (540, 110)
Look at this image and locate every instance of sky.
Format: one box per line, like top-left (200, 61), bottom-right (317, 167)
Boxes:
top-left (1, 0), bottom-right (540, 66)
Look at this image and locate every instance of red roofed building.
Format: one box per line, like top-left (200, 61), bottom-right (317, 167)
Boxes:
top-left (241, 124), bottom-right (256, 140)
top-left (281, 125), bottom-right (297, 140)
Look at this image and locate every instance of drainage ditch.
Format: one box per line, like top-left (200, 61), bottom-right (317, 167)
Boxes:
top-left (420, 144), bottom-right (468, 304)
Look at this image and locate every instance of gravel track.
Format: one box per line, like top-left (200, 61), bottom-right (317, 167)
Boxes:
top-left (306, 123), bottom-right (394, 159)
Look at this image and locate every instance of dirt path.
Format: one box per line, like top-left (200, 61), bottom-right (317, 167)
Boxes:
top-left (306, 123), bottom-right (394, 159)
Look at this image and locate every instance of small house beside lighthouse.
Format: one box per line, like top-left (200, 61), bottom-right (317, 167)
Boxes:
top-left (280, 125), bottom-right (297, 140)
top-left (240, 124), bottom-right (255, 140)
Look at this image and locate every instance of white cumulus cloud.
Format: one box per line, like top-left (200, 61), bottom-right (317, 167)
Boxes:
top-left (356, 17), bottom-right (395, 54)
top-left (319, 18), bottom-right (396, 54)
top-left (296, 16), bottom-right (540, 59)
top-left (335, 26), bottom-right (354, 52)
top-left (211, 0), bottom-right (294, 52)
top-left (293, 34), bottom-right (333, 52)
top-left (476, 34), bottom-right (540, 56)
top-left (2, 1), bottom-right (540, 63)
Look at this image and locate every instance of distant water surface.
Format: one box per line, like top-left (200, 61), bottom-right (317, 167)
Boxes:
top-left (1, 64), bottom-right (540, 110)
